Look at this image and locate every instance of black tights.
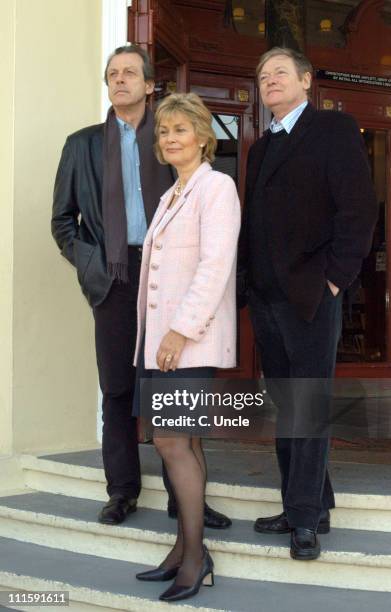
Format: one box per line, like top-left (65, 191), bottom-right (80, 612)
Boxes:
top-left (154, 435), bottom-right (206, 585)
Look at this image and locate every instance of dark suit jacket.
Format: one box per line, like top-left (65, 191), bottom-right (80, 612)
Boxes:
top-left (51, 108), bottom-right (174, 307)
top-left (238, 103), bottom-right (378, 321)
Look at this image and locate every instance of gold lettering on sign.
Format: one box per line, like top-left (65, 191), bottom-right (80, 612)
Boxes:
top-left (322, 99), bottom-right (334, 110)
top-left (385, 106), bottom-right (391, 119)
top-left (238, 89), bottom-right (249, 102)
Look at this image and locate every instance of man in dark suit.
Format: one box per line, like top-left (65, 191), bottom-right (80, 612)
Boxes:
top-left (238, 47), bottom-right (378, 560)
top-left (52, 44), bottom-right (231, 530)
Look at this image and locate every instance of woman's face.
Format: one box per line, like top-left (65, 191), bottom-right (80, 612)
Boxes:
top-left (158, 112), bottom-right (203, 171)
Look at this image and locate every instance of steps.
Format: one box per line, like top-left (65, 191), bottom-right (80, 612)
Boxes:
top-left (0, 443), bottom-right (390, 610)
top-left (2, 537), bottom-right (391, 612)
top-left (1, 490), bottom-right (391, 592)
top-left (20, 445), bottom-right (391, 530)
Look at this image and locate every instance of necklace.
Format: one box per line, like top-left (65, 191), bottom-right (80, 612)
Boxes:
top-left (174, 179), bottom-right (185, 197)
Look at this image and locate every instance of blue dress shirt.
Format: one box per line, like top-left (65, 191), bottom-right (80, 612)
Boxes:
top-left (269, 100), bottom-right (308, 134)
top-left (117, 117), bottom-right (147, 245)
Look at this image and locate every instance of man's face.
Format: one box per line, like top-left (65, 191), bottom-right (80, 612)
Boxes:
top-left (258, 55), bottom-right (311, 118)
top-left (107, 52), bottom-right (154, 110)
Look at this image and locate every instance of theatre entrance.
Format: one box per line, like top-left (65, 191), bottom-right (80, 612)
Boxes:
top-left (128, 0), bottom-right (391, 381)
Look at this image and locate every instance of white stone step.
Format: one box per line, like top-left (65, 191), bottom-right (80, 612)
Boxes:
top-left (0, 492), bottom-right (390, 592)
top-left (20, 445), bottom-right (391, 532)
top-left (1, 536), bottom-right (390, 612)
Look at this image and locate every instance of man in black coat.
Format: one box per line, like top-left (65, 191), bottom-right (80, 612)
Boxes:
top-left (52, 44), bottom-right (231, 529)
top-left (238, 47), bottom-right (378, 560)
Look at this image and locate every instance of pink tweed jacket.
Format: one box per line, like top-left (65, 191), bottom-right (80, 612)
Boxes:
top-left (134, 162), bottom-right (241, 369)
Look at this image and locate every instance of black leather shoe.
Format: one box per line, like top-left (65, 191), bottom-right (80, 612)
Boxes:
top-left (203, 504), bottom-right (232, 529)
top-left (98, 494), bottom-right (137, 525)
top-left (159, 546), bottom-right (214, 602)
top-left (254, 510), bottom-right (330, 535)
top-left (136, 565), bottom-right (179, 582)
top-left (168, 502), bottom-right (232, 529)
top-left (290, 528), bottom-right (320, 561)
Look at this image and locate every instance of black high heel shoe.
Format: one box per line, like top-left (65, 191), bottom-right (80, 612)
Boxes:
top-left (159, 546), bottom-right (214, 602)
top-left (136, 565), bottom-right (180, 582)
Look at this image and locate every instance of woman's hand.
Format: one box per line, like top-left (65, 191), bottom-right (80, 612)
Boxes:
top-left (156, 330), bottom-right (187, 371)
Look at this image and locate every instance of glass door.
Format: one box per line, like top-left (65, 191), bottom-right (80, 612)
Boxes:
top-left (211, 113), bottom-right (239, 182)
top-left (315, 82), bottom-right (391, 377)
top-left (337, 128), bottom-right (388, 365)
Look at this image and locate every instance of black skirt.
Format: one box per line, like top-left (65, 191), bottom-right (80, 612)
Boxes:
top-left (132, 335), bottom-right (215, 418)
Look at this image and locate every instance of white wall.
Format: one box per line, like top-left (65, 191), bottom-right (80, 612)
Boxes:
top-left (0, 0), bottom-right (103, 455)
top-left (0, 0), bottom-right (132, 457)
top-left (0, 1), bottom-right (16, 455)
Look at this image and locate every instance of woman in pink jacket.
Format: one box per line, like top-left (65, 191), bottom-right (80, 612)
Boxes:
top-left (134, 93), bottom-right (240, 602)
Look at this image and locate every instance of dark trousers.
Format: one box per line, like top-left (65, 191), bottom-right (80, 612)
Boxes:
top-left (93, 247), bottom-right (142, 499)
top-left (249, 286), bottom-right (343, 530)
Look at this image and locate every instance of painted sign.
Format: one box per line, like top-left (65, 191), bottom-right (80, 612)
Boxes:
top-left (316, 70), bottom-right (391, 88)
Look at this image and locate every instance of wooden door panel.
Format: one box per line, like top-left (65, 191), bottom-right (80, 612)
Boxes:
top-left (318, 85), bottom-right (391, 125)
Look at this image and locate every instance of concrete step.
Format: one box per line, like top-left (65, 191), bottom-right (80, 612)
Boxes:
top-left (0, 491), bottom-right (390, 592)
top-left (0, 536), bottom-right (390, 612)
top-left (20, 444), bottom-right (391, 531)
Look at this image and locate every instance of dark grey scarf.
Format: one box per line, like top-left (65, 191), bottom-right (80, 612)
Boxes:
top-left (102, 106), bottom-right (173, 282)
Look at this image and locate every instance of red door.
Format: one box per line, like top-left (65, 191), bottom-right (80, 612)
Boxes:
top-left (315, 80), bottom-right (391, 378)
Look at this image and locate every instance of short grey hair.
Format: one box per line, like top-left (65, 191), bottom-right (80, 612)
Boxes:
top-left (104, 44), bottom-right (154, 85)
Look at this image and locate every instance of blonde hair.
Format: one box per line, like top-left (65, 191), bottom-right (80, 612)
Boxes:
top-left (154, 93), bottom-right (217, 164)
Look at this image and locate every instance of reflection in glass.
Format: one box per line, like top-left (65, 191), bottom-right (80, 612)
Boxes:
top-left (211, 114), bottom-right (239, 183)
top-left (227, 1), bottom-right (391, 47)
top-left (231, 0), bottom-right (265, 37)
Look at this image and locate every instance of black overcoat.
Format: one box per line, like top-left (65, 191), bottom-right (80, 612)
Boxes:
top-left (238, 103), bottom-right (378, 321)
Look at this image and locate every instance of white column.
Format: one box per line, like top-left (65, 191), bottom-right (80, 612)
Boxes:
top-left (3, 0), bottom-right (102, 457)
top-left (97, 0), bottom-right (129, 442)
top-left (101, 0), bottom-right (129, 119)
